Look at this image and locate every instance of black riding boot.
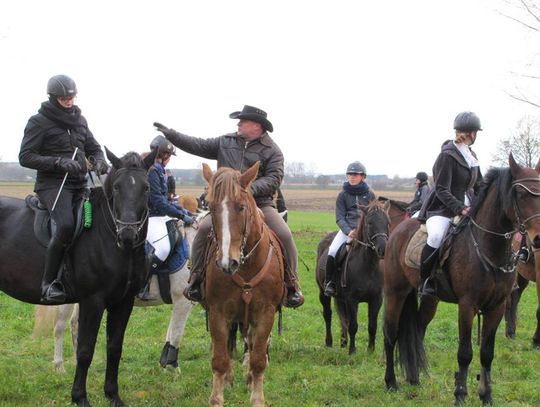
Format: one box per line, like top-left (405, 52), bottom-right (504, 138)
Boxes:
top-left (184, 267), bottom-right (203, 302)
top-left (284, 267), bottom-right (304, 308)
top-left (324, 256), bottom-right (337, 297)
top-left (138, 255), bottom-right (163, 301)
top-left (419, 244), bottom-right (437, 297)
top-left (41, 238), bottom-right (67, 304)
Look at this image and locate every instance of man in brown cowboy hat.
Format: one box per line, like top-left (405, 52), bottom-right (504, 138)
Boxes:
top-left (154, 105), bottom-right (304, 308)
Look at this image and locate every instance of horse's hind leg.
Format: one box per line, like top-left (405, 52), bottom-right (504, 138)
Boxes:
top-left (454, 303), bottom-right (476, 406)
top-left (477, 303), bottom-right (505, 406)
top-left (319, 290), bottom-right (333, 347)
top-left (367, 297), bottom-right (382, 352)
top-left (54, 304), bottom-right (74, 372)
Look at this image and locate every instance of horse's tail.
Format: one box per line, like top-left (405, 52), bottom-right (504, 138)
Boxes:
top-left (32, 305), bottom-right (59, 338)
top-left (396, 291), bottom-right (428, 383)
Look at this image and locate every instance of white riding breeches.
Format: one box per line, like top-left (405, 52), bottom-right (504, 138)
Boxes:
top-left (425, 215), bottom-right (452, 249)
top-left (328, 230), bottom-right (351, 257)
top-left (147, 216), bottom-right (173, 261)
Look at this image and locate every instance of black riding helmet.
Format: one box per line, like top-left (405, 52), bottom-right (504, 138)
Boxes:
top-left (415, 171), bottom-right (428, 182)
top-left (150, 135), bottom-right (176, 157)
top-left (453, 111), bottom-right (482, 132)
top-left (346, 161), bottom-right (366, 175)
top-left (47, 75), bottom-right (77, 97)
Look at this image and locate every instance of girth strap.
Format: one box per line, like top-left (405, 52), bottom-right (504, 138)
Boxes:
top-left (232, 244), bottom-right (274, 338)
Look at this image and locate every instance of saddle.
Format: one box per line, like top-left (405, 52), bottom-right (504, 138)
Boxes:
top-left (145, 220), bottom-right (189, 304)
top-left (25, 194), bottom-right (86, 248)
top-left (404, 218), bottom-right (465, 301)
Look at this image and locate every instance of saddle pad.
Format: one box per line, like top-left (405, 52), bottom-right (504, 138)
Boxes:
top-left (404, 224), bottom-right (427, 269)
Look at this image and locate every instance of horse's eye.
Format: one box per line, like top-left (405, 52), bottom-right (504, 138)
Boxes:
top-left (113, 185), bottom-right (120, 192)
top-left (238, 204), bottom-right (246, 212)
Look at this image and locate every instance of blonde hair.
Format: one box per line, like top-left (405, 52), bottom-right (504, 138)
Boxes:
top-left (454, 131), bottom-right (469, 144)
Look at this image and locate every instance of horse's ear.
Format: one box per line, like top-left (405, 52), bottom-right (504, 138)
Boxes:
top-left (383, 199), bottom-right (391, 213)
top-left (508, 152), bottom-right (520, 176)
top-left (142, 149), bottom-right (158, 170)
top-left (202, 163), bottom-right (213, 183)
top-left (535, 156), bottom-right (540, 173)
top-left (104, 147), bottom-right (122, 169)
top-left (357, 204), bottom-right (368, 213)
top-left (240, 161), bottom-right (260, 189)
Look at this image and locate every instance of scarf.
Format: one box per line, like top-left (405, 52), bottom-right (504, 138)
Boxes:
top-left (38, 100), bottom-right (83, 129)
top-left (343, 181), bottom-right (370, 196)
top-left (454, 141), bottom-right (479, 168)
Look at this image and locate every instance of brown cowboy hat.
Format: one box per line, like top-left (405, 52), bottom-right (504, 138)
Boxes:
top-left (229, 105), bottom-right (273, 132)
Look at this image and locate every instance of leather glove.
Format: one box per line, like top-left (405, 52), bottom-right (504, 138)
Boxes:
top-left (55, 158), bottom-right (81, 175)
top-left (94, 159), bottom-right (110, 175)
top-left (153, 122), bottom-right (175, 139)
top-left (182, 214), bottom-right (194, 226)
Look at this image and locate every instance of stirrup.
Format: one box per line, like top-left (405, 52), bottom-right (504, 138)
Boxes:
top-left (183, 282), bottom-right (202, 302)
top-left (41, 281), bottom-right (67, 304)
top-left (285, 288), bottom-right (304, 308)
top-left (418, 277), bottom-right (436, 297)
top-left (323, 281), bottom-right (336, 297)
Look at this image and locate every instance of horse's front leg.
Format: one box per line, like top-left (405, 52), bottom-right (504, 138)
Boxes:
top-left (454, 302), bottom-right (476, 406)
top-left (478, 302), bottom-right (505, 406)
top-left (209, 309), bottom-right (231, 407)
top-left (346, 300), bottom-right (359, 355)
top-left (383, 291), bottom-right (407, 390)
top-left (103, 296), bottom-right (135, 407)
top-left (248, 310), bottom-right (274, 407)
top-left (319, 290), bottom-right (333, 347)
top-left (72, 299), bottom-right (105, 407)
top-left (504, 273), bottom-right (528, 339)
top-left (367, 296), bottom-right (382, 352)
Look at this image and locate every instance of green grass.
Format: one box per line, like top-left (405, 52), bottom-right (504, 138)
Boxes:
top-left (1, 210), bottom-right (540, 406)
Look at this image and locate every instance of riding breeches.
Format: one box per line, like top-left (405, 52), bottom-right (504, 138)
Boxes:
top-left (147, 216), bottom-right (173, 261)
top-left (425, 215), bottom-right (452, 249)
top-left (37, 188), bottom-right (82, 245)
top-left (328, 230), bottom-right (350, 257)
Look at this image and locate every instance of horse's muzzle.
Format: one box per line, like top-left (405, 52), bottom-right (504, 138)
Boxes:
top-left (215, 258), bottom-right (240, 275)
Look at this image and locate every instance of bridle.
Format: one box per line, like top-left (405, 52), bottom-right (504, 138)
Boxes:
top-left (354, 208), bottom-right (389, 257)
top-left (100, 168), bottom-right (149, 248)
top-left (468, 176), bottom-right (540, 273)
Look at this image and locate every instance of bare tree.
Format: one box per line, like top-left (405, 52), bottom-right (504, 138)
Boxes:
top-left (497, 0), bottom-right (540, 107)
top-left (492, 115), bottom-right (540, 167)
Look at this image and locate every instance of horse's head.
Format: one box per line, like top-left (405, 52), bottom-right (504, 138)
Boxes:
top-left (509, 153), bottom-right (540, 249)
top-left (357, 199), bottom-right (391, 258)
top-left (103, 147), bottom-right (155, 249)
top-left (203, 162), bottom-right (260, 275)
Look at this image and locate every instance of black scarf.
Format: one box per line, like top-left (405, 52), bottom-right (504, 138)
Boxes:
top-left (38, 100), bottom-right (83, 129)
top-left (343, 181), bottom-right (370, 195)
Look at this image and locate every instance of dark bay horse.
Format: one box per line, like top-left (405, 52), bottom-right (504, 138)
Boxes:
top-left (504, 239), bottom-right (540, 346)
top-left (383, 155), bottom-right (540, 406)
top-left (201, 162), bottom-right (285, 407)
top-left (0, 148), bottom-right (155, 407)
top-left (316, 200), bottom-right (390, 353)
top-left (378, 197), bottom-right (409, 233)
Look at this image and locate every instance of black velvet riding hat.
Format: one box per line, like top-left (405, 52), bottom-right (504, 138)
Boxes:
top-left (229, 105), bottom-right (273, 132)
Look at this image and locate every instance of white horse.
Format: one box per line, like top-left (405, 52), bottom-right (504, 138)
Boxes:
top-left (33, 212), bottom-right (206, 372)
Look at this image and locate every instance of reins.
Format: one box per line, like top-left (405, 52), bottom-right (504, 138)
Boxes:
top-left (467, 176), bottom-right (540, 274)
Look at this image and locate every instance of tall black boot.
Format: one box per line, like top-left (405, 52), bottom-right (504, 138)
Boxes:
top-left (419, 244), bottom-right (438, 297)
top-left (324, 256), bottom-right (337, 297)
top-left (284, 266), bottom-right (304, 308)
top-left (183, 233), bottom-right (209, 302)
top-left (41, 238), bottom-right (67, 304)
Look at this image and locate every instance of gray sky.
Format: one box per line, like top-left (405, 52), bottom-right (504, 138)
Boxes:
top-left (1, 0), bottom-right (539, 178)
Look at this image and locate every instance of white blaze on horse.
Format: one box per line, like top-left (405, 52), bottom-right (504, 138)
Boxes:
top-left (33, 202), bottom-right (206, 372)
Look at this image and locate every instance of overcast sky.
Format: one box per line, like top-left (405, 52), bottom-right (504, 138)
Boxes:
top-left (1, 0), bottom-right (539, 178)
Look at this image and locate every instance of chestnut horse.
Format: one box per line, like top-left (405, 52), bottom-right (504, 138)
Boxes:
top-left (201, 162), bottom-right (285, 407)
top-left (383, 155), bottom-right (540, 406)
top-left (315, 200), bottom-right (390, 353)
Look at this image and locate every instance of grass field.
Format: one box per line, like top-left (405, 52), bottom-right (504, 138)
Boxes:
top-left (0, 186), bottom-right (539, 406)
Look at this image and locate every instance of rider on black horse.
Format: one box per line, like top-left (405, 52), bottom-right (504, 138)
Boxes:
top-left (19, 74), bottom-right (109, 303)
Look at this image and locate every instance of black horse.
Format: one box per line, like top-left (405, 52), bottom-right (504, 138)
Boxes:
top-left (316, 200), bottom-right (390, 354)
top-left (0, 148), bottom-right (154, 407)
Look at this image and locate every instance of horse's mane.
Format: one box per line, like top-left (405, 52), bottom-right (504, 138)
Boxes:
top-left (469, 167), bottom-right (513, 218)
top-left (206, 167), bottom-right (244, 204)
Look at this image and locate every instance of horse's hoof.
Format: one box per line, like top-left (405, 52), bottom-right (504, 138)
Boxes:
top-left (76, 399), bottom-right (92, 407)
top-left (348, 347), bottom-right (357, 355)
top-left (385, 381), bottom-right (398, 391)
